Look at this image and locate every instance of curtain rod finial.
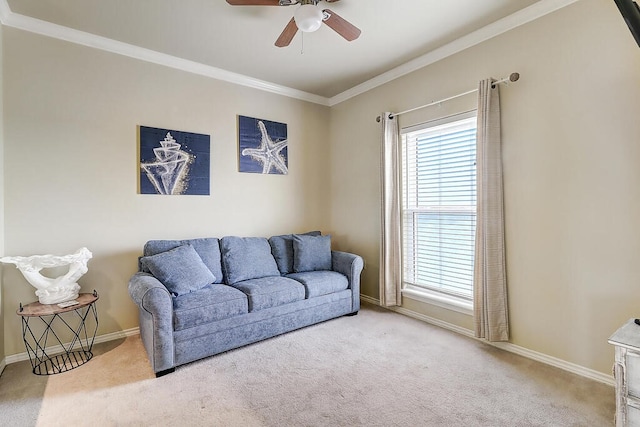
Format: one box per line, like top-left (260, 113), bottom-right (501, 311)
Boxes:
top-left (509, 72), bottom-right (520, 82)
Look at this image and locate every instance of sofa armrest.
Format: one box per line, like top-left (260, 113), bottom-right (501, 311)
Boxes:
top-left (128, 272), bottom-right (175, 373)
top-left (129, 272), bottom-right (166, 305)
top-left (331, 251), bottom-right (364, 313)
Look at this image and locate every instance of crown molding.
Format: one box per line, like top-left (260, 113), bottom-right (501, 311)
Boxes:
top-left (0, 0), bottom-right (331, 106)
top-left (327, 0), bottom-right (580, 106)
top-left (0, 0), bottom-right (578, 107)
top-left (0, 0), bottom-right (10, 23)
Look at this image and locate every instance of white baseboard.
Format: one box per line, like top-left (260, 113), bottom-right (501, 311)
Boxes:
top-left (360, 294), bottom-right (381, 306)
top-left (3, 298), bottom-right (617, 387)
top-left (4, 327), bottom-right (140, 366)
top-left (360, 296), bottom-right (615, 387)
top-left (489, 340), bottom-right (614, 386)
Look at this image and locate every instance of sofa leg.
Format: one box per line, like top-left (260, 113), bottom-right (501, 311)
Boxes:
top-left (345, 311), bottom-right (358, 317)
top-left (155, 368), bottom-right (175, 378)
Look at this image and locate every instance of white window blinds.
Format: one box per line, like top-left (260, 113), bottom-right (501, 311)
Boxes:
top-left (401, 113), bottom-right (477, 299)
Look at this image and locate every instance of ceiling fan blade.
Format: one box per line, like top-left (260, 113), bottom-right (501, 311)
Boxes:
top-left (226, 0), bottom-right (281, 5)
top-left (322, 9), bottom-right (361, 41)
top-left (275, 18), bottom-right (299, 47)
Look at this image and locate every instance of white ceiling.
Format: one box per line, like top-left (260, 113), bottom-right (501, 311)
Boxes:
top-left (1, 0), bottom-right (575, 103)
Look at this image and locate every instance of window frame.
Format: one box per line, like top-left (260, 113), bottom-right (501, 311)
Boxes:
top-left (400, 110), bottom-right (477, 315)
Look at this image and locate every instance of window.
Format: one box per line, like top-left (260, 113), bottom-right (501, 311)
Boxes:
top-left (401, 112), bottom-right (477, 307)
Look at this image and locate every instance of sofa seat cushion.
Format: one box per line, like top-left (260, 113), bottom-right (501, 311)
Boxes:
top-left (143, 238), bottom-right (223, 284)
top-left (230, 276), bottom-right (305, 312)
top-left (220, 236), bottom-right (281, 284)
top-left (286, 271), bottom-right (349, 299)
top-left (172, 284), bottom-right (249, 331)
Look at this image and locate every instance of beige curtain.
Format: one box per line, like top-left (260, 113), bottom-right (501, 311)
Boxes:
top-left (380, 113), bottom-right (402, 307)
top-left (474, 80), bottom-right (509, 341)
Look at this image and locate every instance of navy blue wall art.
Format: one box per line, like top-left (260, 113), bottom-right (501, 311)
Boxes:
top-left (238, 115), bottom-right (288, 175)
top-left (139, 126), bottom-right (210, 195)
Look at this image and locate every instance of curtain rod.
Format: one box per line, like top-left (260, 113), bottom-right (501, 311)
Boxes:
top-left (376, 72), bottom-right (520, 122)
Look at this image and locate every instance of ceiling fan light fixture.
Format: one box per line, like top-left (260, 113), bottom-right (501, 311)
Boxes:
top-left (294, 4), bottom-right (323, 33)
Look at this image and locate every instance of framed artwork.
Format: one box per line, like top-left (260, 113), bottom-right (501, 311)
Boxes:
top-left (139, 126), bottom-right (210, 195)
top-left (238, 115), bottom-right (288, 175)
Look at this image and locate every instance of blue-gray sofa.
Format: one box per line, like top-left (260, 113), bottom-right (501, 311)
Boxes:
top-left (128, 233), bottom-right (364, 376)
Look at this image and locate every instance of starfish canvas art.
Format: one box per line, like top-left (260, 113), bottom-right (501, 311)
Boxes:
top-left (238, 116), bottom-right (288, 175)
top-left (139, 126), bottom-right (210, 195)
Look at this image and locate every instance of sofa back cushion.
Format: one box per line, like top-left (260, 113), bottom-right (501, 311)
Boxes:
top-left (269, 231), bottom-right (321, 275)
top-left (220, 236), bottom-right (280, 284)
top-left (143, 238), bottom-right (223, 284)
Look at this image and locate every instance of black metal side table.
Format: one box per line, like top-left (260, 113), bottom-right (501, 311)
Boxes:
top-left (17, 291), bottom-right (99, 375)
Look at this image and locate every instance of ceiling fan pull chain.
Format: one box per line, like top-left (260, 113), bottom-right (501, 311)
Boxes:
top-left (301, 32), bottom-right (305, 55)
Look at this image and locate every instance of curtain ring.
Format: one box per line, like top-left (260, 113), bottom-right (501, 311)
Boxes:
top-left (376, 113), bottom-right (395, 122)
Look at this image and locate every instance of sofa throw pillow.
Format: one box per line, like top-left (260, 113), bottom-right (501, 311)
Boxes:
top-left (220, 236), bottom-right (280, 284)
top-left (292, 234), bottom-right (332, 272)
top-left (269, 231), bottom-right (321, 275)
top-left (141, 244), bottom-right (216, 296)
top-left (143, 238), bottom-right (223, 284)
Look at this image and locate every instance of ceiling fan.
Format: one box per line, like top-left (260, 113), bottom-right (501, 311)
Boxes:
top-left (226, 0), bottom-right (361, 48)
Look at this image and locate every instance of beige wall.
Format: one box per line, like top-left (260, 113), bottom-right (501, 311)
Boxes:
top-left (0, 22), bottom-right (5, 364)
top-left (329, 0), bottom-right (640, 375)
top-left (3, 0), bottom-right (640, 377)
top-left (2, 28), bottom-right (331, 356)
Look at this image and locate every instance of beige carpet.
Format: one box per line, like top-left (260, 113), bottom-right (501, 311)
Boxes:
top-left (0, 303), bottom-right (615, 426)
